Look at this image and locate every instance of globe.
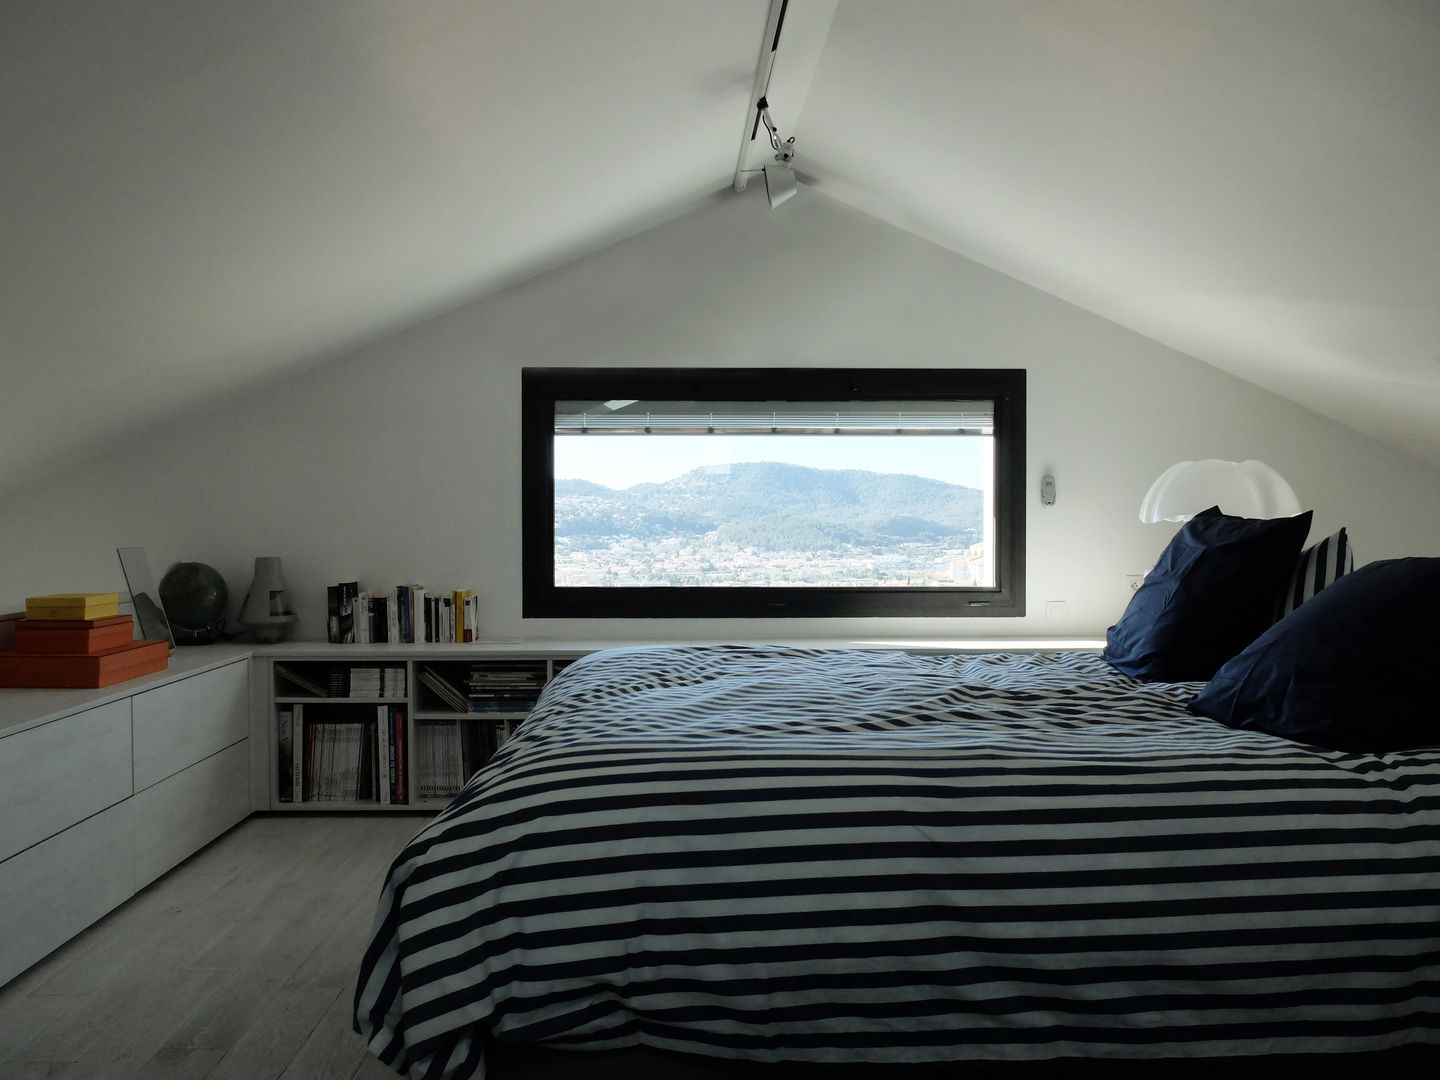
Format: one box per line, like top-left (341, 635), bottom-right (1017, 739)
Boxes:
top-left (159, 562), bottom-right (229, 643)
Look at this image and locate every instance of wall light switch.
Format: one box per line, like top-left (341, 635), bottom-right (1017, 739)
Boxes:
top-left (1045, 600), bottom-right (1068, 622)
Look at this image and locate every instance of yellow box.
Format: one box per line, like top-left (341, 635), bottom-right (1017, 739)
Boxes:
top-left (25, 593), bottom-right (122, 621)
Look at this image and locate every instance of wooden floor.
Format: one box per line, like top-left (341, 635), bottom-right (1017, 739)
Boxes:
top-left (9, 816), bottom-right (1435, 1080)
top-left (0, 813), bottom-right (430, 1080)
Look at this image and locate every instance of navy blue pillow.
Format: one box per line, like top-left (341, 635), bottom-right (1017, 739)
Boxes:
top-left (1188, 558), bottom-right (1440, 752)
top-left (1104, 507), bottom-right (1312, 682)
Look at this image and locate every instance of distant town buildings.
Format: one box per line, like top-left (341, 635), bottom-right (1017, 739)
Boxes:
top-left (556, 536), bottom-right (992, 589)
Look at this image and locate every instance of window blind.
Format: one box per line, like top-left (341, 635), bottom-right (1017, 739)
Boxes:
top-left (554, 400), bottom-right (996, 435)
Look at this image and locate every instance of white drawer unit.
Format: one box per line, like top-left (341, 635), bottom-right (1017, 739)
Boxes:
top-left (132, 659), bottom-right (249, 792)
top-left (0, 649), bottom-right (252, 987)
top-left (131, 740), bottom-right (250, 889)
top-left (0, 799), bottom-right (134, 984)
top-left (0, 698), bottom-right (132, 864)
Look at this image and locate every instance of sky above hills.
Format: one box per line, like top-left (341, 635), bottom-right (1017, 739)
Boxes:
top-left (552, 434), bottom-right (990, 490)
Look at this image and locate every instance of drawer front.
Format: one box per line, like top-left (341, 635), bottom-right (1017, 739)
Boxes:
top-left (0, 699), bottom-right (132, 864)
top-left (0, 798), bottom-right (134, 987)
top-left (130, 741), bottom-right (250, 889)
top-left (132, 659), bottom-right (249, 791)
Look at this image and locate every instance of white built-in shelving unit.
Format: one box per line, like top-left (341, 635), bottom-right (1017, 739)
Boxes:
top-left (257, 644), bottom-right (585, 812)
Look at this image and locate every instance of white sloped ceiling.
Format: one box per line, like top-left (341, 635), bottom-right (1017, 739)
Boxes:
top-left (2, 0), bottom-right (1437, 497)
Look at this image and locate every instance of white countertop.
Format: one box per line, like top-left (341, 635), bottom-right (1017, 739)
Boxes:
top-left (1, 636), bottom-right (1108, 739)
top-left (0, 644), bottom-right (252, 739)
top-left (250, 637), bottom-right (1107, 659)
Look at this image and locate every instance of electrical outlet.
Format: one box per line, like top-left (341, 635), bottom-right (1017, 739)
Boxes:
top-left (1125, 574), bottom-right (1145, 594)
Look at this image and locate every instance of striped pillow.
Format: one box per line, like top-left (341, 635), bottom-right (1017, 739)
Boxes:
top-left (1279, 527), bottom-right (1352, 618)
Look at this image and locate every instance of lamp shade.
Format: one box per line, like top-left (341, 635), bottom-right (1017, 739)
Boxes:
top-left (763, 161), bottom-right (797, 208)
top-left (1139, 459), bottom-right (1301, 523)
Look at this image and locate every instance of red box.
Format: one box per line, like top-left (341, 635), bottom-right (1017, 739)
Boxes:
top-left (14, 615), bottom-right (135, 655)
top-left (0, 639), bottom-right (169, 688)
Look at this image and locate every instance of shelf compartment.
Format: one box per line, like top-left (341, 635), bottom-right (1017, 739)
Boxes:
top-left (416, 660), bottom-right (547, 715)
top-left (266, 651), bottom-right (582, 813)
top-left (273, 661), bottom-right (406, 700)
top-left (413, 717), bottom-right (514, 801)
top-left (276, 701), bottom-right (411, 806)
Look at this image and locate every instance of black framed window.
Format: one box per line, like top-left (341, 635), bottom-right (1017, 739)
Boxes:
top-left (522, 367), bottom-right (1026, 618)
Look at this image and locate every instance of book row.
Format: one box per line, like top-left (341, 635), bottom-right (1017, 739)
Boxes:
top-left (274, 662), bottom-right (407, 699)
top-left (272, 660), bottom-right (559, 714)
top-left (417, 663), bottom-right (548, 714)
top-left (326, 583), bottom-right (480, 644)
top-left (277, 704), bottom-right (409, 804)
top-left (276, 703), bottom-right (516, 805)
top-left (413, 719), bottom-right (513, 800)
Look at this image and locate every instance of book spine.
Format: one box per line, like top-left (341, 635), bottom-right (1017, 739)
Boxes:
top-left (373, 596), bottom-right (388, 643)
top-left (341, 582), bottom-right (358, 643)
top-left (365, 718), bottom-right (377, 801)
top-left (314, 722), bottom-right (328, 802)
top-left (393, 705), bottom-right (407, 805)
top-left (327, 586), bottom-right (341, 644)
top-left (293, 703), bottom-right (305, 803)
top-left (378, 705), bottom-right (391, 805)
top-left (345, 724), bottom-right (361, 800)
top-left (277, 706), bottom-right (293, 803)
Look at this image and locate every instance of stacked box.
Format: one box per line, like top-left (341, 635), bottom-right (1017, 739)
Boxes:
top-left (0, 595), bottom-right (168, 688)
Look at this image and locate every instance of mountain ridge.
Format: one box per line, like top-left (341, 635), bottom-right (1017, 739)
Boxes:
top-left (556, 461), bottom-right (983, 550)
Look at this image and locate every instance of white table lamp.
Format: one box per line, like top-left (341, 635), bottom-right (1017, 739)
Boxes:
top-left (1139, 459), bottom-right (1301, 523)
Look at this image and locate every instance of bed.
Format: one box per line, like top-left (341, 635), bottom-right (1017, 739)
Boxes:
top-left (353, 641), bottom-right (1440, 1079)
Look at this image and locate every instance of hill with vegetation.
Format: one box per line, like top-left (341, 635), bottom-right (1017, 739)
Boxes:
top-left (555, 462), bottom-right (982, 551)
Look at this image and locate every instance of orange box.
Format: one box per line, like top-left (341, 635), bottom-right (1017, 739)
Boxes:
top-left (14, 615), bottom-right (135, 655)
top-left (0, 639), bottom-right (169, 688)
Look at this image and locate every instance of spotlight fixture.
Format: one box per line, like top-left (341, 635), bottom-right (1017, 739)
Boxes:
top-left (763, 162), bottom-right (797, 208)
top-left (731, 0), bottom-right (802, 209)
top-left (756, 97), bottom-right (798, 208)
top-left (754, 97), bottom-right (800, 208)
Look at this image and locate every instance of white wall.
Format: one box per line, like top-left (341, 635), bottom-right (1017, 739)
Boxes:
top-left (4, 185), bottom-right (1439, 643)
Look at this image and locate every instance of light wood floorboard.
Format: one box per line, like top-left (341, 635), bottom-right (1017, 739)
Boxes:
top-left (0, 813), bottom-right (430, 1080)
top-left (19, 814), bottom-right (1420, 1080)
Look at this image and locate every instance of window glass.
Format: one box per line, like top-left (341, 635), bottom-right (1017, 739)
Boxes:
top-left (522, 369), bottom-right (1025, 618)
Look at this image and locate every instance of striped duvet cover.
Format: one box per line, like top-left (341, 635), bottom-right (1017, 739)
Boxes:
top-left (354, 645), bottom-right (1440, 1078)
